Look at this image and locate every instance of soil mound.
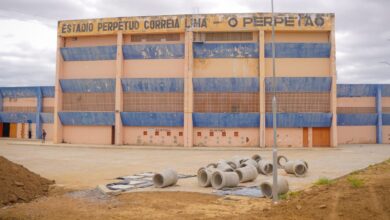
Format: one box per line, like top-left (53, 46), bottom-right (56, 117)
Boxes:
top-left (0, 156), bottom-right (54, 207)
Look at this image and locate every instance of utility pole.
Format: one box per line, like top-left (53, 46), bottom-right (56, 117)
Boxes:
top-left (271, 0), bottom-right (279, 203)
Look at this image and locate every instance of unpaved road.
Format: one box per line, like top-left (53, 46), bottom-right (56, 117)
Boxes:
top-left (0, 157), bottom-right (389, 219)
top-left (0, 140), bottom-right (390, 193)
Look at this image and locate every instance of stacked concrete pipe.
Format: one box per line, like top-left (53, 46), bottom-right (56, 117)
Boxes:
top-left (240, 158), bottom-right (259, 169)
top-left (153, 169), bottom-right (178, 188)
top-left (197, 166), bottom-right (216, 187)
top-left (235, 164), bottom-right (258, 182)
top-left (257, 160), bottom-right (273, 175)
top-left (277, 155), bottom-right (309, 177)
top-left (211, 170), bottom-right (240, 189)
top-left (260, 177), bottom-right (289, 198)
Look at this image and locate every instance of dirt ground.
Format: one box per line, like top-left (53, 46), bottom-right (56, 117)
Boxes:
top-left (0, 156), bottom-right (53, 207)
top-left (0, 158), bottom-right (389, 220)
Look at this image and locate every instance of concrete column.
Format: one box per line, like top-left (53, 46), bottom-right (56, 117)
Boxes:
top-left (330, 22), bottom-right (338, 147)
top-left (53, 37), bottom-right (64, 144)
top-left (259, 31), bottom-right (266, 147)
top-left (308, 127), bottom-right (313, 147)
top-left (376, 85), bottom-right (383, 144)
top-left (184, 31), bottom-right (194, 147)
top-left (35, 87), bottom-right (42, 139)
top-left (115, 31), bottom-right (124, 145)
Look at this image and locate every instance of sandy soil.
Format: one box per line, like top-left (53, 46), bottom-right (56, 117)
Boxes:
top-left (0, 158), bottom-right (389, 220)
top-left (0, 156), bottom-right (53, 207)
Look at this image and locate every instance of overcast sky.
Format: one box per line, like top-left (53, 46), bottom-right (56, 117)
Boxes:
top-left (0, 0), bottom-right (389, 86)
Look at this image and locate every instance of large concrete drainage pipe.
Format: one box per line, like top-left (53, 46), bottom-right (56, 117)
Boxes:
top-left (260, 177), bottom-right (289, 198)
top-left (235, 164), bottom-right (258, 182)
top-left (240, 158), bottom-right (259, 169)
top-left (277, 155), bottom-right (289, 168)
top-left (211, 170), bottom-right (240, 189)
top-left (197, 167), bottom-right (216, 187)
top-left (251, 154), bottom-right (262, 162)
top-left (283, 160), bottom-right (308, 177)
top-left (216, 161), bottom-right (235, 172)
top-left (153, 169), bottom-right (178, 188)
top-left (257, 160), bottom-right (273, 175)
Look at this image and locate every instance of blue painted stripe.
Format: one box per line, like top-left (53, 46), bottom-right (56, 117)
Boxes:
top-left (337, 84), bottom-right (377, 97)
top-left (265, 77), bottom-right (331, 92)
top-left (383, 114), bottom-right (390, 125)
top-left (41, 86), bottom-right (55, 97)
top-left (123, 44), bottom-right (184, 59)
top-left (40, 113), bottom-right (54, 124)
top-left (0, 91), bottom-right (2, 112)
top-left (0, 112), bottom-right (36, 123)
top-left (193, 78), bottom-right (259, 92)
top-left (337, 114), bottom-right (377, 126)
top-left (60, 46), bottom-right (117, 61)
top-left (266, 113), bottom-right (332, 128)
top-left (193, 113), bottom-right (260, 128)
top-left (193, 43), bottom-right (259, 58)
top-left (60, 79), bottom-right (115, 93)
top-left (0, 87), bottom-right (38, 98)
top-left (121, 78), bottom-right (184, 92)
top-left (121, 112), bottom-right (183, 127)
top-left (376, 86), bottom-right (382, 143)
top-left (382, 85), bottom-right (390, 97)
top-left (265, 43), bottom-right (330, 58)
top-left (35, 87), bottom-right (42, 139)
top-left (58, 112), bottom-right (115, 126)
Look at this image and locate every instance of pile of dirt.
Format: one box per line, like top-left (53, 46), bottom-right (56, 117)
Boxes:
top-left (0, 156), bottom-right (54, 207)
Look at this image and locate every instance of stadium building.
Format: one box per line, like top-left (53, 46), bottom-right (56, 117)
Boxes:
top-left (0, 13), bottom-right (389, 147)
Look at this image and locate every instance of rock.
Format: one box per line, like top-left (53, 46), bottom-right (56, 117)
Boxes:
top-left (14, 181), bottom-right (24, 187)
top-left (319, 204), bottom-right (327, 209)
top-left (296, 205), bottom-right (302, 210)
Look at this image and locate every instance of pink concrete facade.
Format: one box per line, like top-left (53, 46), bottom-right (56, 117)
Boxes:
top-left (338, 126), bottom-right (376, 144)
top-left (123, 127), bottom-right (184, 146)
top-left (193, 128), bottom-right (259, 147)
top-left (62, 126), bottom-right (112, 145)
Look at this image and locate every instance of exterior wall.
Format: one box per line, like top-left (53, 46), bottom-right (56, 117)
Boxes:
top-left (383, 97), bottom-right (390, 108)
top-left (193, 128), bottom-right (259, 147)
top-left (123, 127), bottom-right (183, 146)
top-left (337, 97), bottom-right (375, 107)
top-left (62, 61), bottom-right (116, 79)
top-left (194, 59), bottom-right (258, 77)
top-left (265, 128), bottom-right (303, 147)
top-left (383, 126), bottom-right (390, 144)
top-left (3, 97), bottom-right (37, 112)
top-left (338, 126), bottom-right (376, 144)
top-left (265, 59), bottom-right (329, 77)
top-left (124, 59), bottom-right (184, 78)
top-left (62, 126), bottom-right (112, 145)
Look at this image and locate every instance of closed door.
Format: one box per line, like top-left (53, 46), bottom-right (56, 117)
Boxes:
top-left (0, 123), bottom-right (3, 137)
top-left (313, 127), bottom-right (330, 147)
top-left (9, 123), bottom-right (17, 138)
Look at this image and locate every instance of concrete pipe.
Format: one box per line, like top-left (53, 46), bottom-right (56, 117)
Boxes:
top-left (216, 161), bottom-right (235, 172)
top-left (283, 160), bottom-right (308, 177)
top-left (260, 177), bottom-right (289, 198)
top-left (197, 167), bottom-right (216, 187)
top-left (240, 158), bottom-right (259, 169)
top-left (206, 163), bottom-right (217, 168)
top-left (235, 164), bottom-right (258, 183)
top-left (257, 160), bottom-right (274, 176)
top-left (211, 170), bottom-right (240, 190)
top-left (277, 155), bottom-right (289, 168)
top-left (153, 169), bottom-right (178, 188)
top-left (251, 154), bottom-right (262, 162)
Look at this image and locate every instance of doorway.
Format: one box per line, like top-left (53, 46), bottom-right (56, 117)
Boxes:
top-left (2, 123), bottom-right (10, 137)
